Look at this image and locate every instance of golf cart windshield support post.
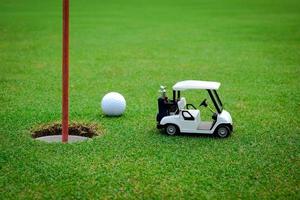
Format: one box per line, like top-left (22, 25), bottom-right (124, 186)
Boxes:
top-left (213, 90), bottom-right (223, 106)
top-left (62, 0), bottom-right (69, 143)
top-left (173, 90), bottom-right (176, 102)
top-left (207, 90), bottom-right (221, 114)
top-left (177, 91), bottom-right (180, 99)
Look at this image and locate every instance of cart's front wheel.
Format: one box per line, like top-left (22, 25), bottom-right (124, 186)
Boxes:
top-left (165, 124), bottom-right (178, 136)
top-left (215, 125), bottom-right (231, 138)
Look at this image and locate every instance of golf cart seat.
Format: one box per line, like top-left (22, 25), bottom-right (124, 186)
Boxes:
top-left (177, 97), bottom-right (200, 119)
top-left (177, 97), bottom-right (187, 110)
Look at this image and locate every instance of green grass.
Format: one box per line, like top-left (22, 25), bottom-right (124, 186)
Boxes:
top-left (1, 0), bottom-right (300, 199)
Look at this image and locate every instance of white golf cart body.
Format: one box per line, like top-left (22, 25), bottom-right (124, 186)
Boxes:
top-left (158, 80), bottom-right (233, 135)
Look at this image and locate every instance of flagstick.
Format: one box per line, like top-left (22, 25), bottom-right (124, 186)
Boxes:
top-left (62, 0), bottom-right (69, 143)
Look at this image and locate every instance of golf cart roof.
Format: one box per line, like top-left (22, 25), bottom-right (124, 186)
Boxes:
top-left (172, 80), bottom-right (221, 91)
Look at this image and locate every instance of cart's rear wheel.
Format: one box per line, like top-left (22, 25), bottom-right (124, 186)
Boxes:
top-left (215, 125), bottom-right (230, 138)
top-left (165, 124), bottom-right (178, 136)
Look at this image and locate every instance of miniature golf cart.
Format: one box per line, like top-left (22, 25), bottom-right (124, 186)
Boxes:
top-left (156, 80), bottom-right (233, 138)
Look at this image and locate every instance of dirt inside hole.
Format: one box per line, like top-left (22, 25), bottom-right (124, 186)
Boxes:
top-left (31, 122), bottom-right (103, 138)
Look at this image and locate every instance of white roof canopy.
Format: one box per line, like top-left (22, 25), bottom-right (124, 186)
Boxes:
top-left (172, 80), bottom-right (221, 91)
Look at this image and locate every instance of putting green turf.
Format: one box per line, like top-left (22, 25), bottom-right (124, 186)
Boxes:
top-left (1, 0), bottom-right (299, 199)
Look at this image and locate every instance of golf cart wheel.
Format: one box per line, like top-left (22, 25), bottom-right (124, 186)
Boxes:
top-left (165, 124), bottom-right (178, 136)
top-left (215, 125), bottom-right (231, 138)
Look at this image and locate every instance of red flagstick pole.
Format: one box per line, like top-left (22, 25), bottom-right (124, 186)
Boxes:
top-left (62, 0), bottom-right (69, 143)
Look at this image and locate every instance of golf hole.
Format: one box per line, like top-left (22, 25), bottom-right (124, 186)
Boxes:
top-left (31, 122), bottom-right (103, 143)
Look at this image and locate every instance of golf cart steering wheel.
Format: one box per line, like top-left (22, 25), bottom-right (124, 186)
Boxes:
top-left (199, 99), bottom-right (208, 107)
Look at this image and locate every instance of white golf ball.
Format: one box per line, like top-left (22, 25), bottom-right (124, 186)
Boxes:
top-left (101, 92), bottom-right (126, 116)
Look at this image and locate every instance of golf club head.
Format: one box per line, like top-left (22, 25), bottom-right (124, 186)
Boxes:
top-left (159, 85), bottom-right (167, 93)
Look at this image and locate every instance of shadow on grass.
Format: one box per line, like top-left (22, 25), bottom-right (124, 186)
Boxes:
top-left (154, 128), bottom-right (215, 139)
top-left (98, 114), bottom-right (126, 119)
